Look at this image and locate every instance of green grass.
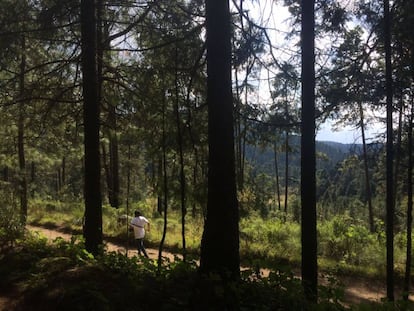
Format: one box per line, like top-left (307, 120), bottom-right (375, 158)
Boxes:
top-left (3, 199), bottom-right (414, 310)
top-left (25, 199), bottom-right (414, 281)
top-left (1, 229), bottom-right (412, 310)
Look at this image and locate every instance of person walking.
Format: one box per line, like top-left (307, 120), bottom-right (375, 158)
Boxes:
top-left (130, 210), bottom-right (150, 258)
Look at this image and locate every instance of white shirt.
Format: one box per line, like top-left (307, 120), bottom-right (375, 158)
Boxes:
top-left (130, 216), bottom-right (149, 239)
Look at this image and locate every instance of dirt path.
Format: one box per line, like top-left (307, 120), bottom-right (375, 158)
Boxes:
top-left (26, 225), bottom-right (179, 261)
top-left (2, 225), bottom-right (411, 309)
top-left (0, 226), bottom-right (180, 311)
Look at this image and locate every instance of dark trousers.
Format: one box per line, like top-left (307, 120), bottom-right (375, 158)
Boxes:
top-left (136, 238), bottom-right (148, 258)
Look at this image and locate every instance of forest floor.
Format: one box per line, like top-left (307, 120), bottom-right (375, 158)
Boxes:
top-left (1, 224), bottom-right (413, 309)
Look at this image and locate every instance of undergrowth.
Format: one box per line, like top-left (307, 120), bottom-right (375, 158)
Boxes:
top-left (1, 230), bottom-right (412, 310)
top-left (24, 200), bottom-right (414, 281)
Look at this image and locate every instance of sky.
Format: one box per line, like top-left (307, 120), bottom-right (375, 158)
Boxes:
top-left (317, 122), bottom-right (366, 144)
top-left (317, 123), bottom-right (360, 143)
top-left (316, 119), bottom-right (386, 144)
top-left (241, 0), bottom-right (386, 145)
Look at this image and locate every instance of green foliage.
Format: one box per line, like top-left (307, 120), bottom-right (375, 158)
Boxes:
top-left (27, 199), bottom-right (414, 280)
top-left (240, 215), bottom-right (301, 263)
top-left (319, 215), bottom-right (383, 267)
top-left (0, 230), bottom-right (355, 310)
top-left (0, 187), bottom-right (25, 249)
top-left (51, 235), bottom-right (94, 264)
top-left (2, 219), bottom-right (411, 310)
top-left (29, 199), bottom-right (85, 230)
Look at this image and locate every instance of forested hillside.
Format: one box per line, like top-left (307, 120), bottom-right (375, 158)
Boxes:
top-left (246, 137), bottom-right (360, 175)
top-left (1, 0), bottom-right (414, 309)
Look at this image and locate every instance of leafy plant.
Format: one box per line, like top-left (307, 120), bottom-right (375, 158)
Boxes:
top-left (0, 187), bottom-right (24, 250)
top-left (319, 215), bottom-right (383, 267)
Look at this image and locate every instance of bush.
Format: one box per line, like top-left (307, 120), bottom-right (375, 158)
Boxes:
top-left (0, 188), bottom-right (25, 250)
top-left (240, 216), bottom-right (301, 263)
top-left (2, 228), bottom-right (410, 310)
top-left (318, 216), bottom-right (383, 267)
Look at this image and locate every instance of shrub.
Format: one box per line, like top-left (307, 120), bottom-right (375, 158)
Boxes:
top-left (318, 216), bottom-right (383, 267)
top-left (240, 216), bottom-right (301, 263)
top-left (0, 188), bottom-right (25, 250)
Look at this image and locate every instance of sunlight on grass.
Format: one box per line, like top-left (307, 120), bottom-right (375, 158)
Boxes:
top-left (26, 199), bottom-right (414, 280)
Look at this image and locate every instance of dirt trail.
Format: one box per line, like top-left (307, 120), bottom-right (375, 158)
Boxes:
top-left (2, 225), bottom-right (412, 308)
top-left (26, 225), bottom-right (179, 261)
top-left (0, 226), bottom-right (180, 311)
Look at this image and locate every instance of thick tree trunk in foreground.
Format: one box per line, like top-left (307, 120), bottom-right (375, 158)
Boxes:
top-left (301, 0), bottom-right (318, 302)
top-left (384, 0), bottom-right (394, 301)
top-left (81, 0), bottom-right (103, 256)
top-left (200, 0), bottom-right (240, 280)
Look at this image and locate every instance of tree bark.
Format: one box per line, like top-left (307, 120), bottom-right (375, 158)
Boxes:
top-left (358, 101), bottom-right (374, 232)
top-left (174, 46), bottom-right (187, 262)
top-left (81, 0), bottom-right (103, 256)
top-left (18, 35), bottom-right (28, 224)
top-left (384, 0), bottom-right (394, 301)
top-left (284, 131), bottom-right (289, 217)
top-left (234, 68), bottom-right (247, 191)
top-left (393, 90), bottom-right (403, 211)
top-left (97, 0), bottom-right (120, 209)
top-left (61, 157), bottom-right (66, 186)
top-left (109, 127), bottom-right (120, 208)
top-left (274, 140), bottom-right (281, 211)
top-left (301, 0), bottom-right (318, 302)
top-left (200, 0), bottom-right (240, 280)
top-left (403, 100), bottom-right (413, 300)
top-left (101, 142), bottom-right (112, 202)
top-left (158, 94), bottom-right (169, 271)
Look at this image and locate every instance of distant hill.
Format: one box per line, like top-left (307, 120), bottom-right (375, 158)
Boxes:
top-left (316, 140), bottom-right (361, 164)
top-left (245, 137), bottom-right (361, 179)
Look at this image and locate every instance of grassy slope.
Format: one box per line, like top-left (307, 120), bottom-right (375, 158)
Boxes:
top-left (14, 201), bottom-right (414, 309)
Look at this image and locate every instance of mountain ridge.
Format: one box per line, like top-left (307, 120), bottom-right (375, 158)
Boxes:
top-left (245, 137), bottom-right (363, 179)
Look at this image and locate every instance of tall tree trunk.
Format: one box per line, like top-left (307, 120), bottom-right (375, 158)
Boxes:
top-left (125, 142), bottom-right (132, 255)
top-left (30, 161), bottom-right (35, 198)
top-left (284, 131), bottom-right (289, 217)
top-left (81, 0), bottom-right (103, 256)
top-left (183, 64), bottom-right (201, 219)
top-left (192, 157), bottom-right (198, 217)
top-left (274, 140), bottom-right (281, 211)
top-left (109, 127), bottom-right (120, 208)
top-left (268, 70), bottom-right (281, 211)
top-left (403, 100), bottom-right (413, 301)
top-left (3, 166), bottom-right (9, 182)
top-left (61, 157), bottom-right (66, 186)
top-left (234, 67), bottom-right (248, 192)
top-left (55, 171), bottom-right (60, 197)
top-left (57, 169), bottom-right (62, 193)
top-left (157, 157), bottom-right (163, 215)
top-left (97, 0), bottom-right (120, 208)
top-left (200, 0), bottom-right (240, 280)
top-left (30, 161), bottom-right (35, 183)
top-left (18, 113), bottom-right (27, 223)
top-left (18, 35), bottom-right (28, 225)
top-left (174, 47), bottom-right (187, 262)
top-left (384, 0), bottom-right (394, 301)
top-left (358, 101), bottom-right (374, 232)
top-left (393, 92), bottom-right (403, 209)
top-left (101, 142), bottom-right (112, 202)
top-left (158, 95), bottom-right (169, 271)
top-left (234, 68), bottom-right (243, 191)
top-left (301, 0), bottom-right (317, 302)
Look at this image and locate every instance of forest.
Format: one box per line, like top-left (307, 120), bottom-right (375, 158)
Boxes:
top-left (0, 0), bottom-right (414, 310)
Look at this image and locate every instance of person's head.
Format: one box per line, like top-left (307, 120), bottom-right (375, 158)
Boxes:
top-left (134, 210), bottom-right (142, 217)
